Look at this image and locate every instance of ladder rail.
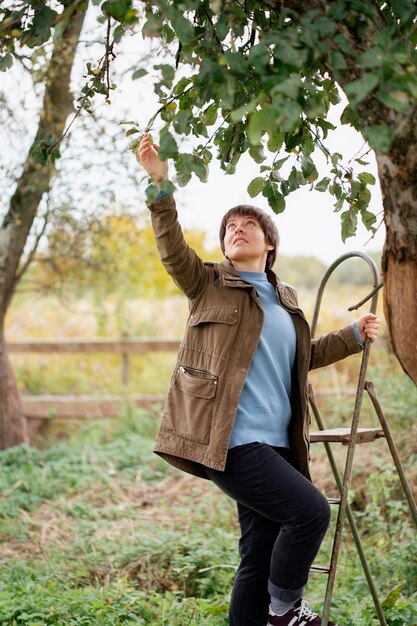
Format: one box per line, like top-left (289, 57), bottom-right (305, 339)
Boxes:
top-left (308, 385), bottom-right (388, 626)
top-left (365, 381), bottom-right (417, 527)
top-left (310, 251), bottom-right (380, 338)
top-left (310, 251), bottom-right (381, 626)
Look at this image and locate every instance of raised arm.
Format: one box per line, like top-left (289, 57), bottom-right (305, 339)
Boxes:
top-left (137, 134), bottom-right (212, 299)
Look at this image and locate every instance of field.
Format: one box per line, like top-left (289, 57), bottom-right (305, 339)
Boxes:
top-left (1, 286), bottom-right (417, 626)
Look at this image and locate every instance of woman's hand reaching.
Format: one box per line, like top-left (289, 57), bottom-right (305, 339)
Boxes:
top-left (137, 133), bottom-right (169, 183)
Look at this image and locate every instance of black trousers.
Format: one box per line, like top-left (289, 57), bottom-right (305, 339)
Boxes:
top-left (205, 443), bottom-right (331, 626)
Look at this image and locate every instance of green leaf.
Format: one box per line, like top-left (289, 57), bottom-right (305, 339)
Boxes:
top-left (50, 148), bottom-right (61, 165)
top-left (361, 209), bottom-right (377, 232)
top-left (376, 89), bottom-right (410, 114)
top-left (102, 0), bottom-right (133, 22)
top-left (0, 52), bottom-right (13, 71)
top-left (272, 156), bottom-right (289, 170)
top-left (358, 48), bottom-right (385, 69)
top-left (350, 179), bottom-right (361, 200)
top-left (301, 128), bottom-right (314, 157)
top-left (132, 68), bottom-right (147, 80)
top-left (340, 104), bottom-right (361, 130)
top-left (190, 154), bottom-right (208, 183)
top-left (345, 73), bottom-right (379, 104)
top-left (171, 14), bottom-right (195, 44)
top-left (287, 167), bottom-right (305, 191)
top-left (160, 180), bottom-right (176, 196)
top-left (331, 152), bottom-right (342, 167)
top-left (382, 585), bottom-right (402, 610)
top-left (173, 110), bottom-right (192, 134)
top-left (341, 209), bottom-right (358, 241)
top-left (26, 4), bottom-right (57, 47)
top-left (230, 99), bottom-right (258, 122)
top-left (248, 144), bottom-right (266, 164)
top-left (174, 154), bottom-right (192, 186)
top-left (247, 177), bottom-right (264, 198)
top-left (315, 177), bottom-right (331, 192)
top-left (158, 129), bottom-right (178, 160)
top-left (315, 118), bottom-right (336, 139)
top-left (358, 172), bottom-right (376, 185)
top-left (247, 108), bottom-right (275, 144)
top-left (300, 155), bottom-right (318, 181)
top-left (202, 104), bottom-right (218, 126)
top-left (125, 128), bottom-right (139, 137)
top-left (329, 51), bottom-right (347, 72)
top-left (173, 76), bottom-right (193, 96)
top-left (362, 124), bottom-right (395, 153)
top-left (154, 64), bottom-right (175, 83)
top-left (267, 130), bottom-right (284, 152)
top-left (146, 183), bottom-right (160, 203)
top-left (262, 181), bottom-right (285, 214)
top-left (30, 142), bottom-right (47, 166)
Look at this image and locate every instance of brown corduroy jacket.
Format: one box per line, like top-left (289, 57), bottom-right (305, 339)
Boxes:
top-left (149, 195), bottom-right (361, 480)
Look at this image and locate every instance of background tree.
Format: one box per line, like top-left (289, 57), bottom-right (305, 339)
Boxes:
top-left (0, 1), bottom-right (155, 448)
top-left (0, 3), bottom-right (87, 448)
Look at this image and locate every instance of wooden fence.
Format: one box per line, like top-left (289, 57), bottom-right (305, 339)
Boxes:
top-left (8, 338), bottom-right (181, 420)
top-left (8, 338), bottom-right (356, 420)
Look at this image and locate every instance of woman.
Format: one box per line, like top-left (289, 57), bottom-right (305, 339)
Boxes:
top-left (137, 134), bottom-right (380, 626)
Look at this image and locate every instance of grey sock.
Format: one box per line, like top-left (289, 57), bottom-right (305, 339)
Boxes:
top-left (270, 596), bottom-right (301, 616)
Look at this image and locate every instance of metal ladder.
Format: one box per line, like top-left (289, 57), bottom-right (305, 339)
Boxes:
top-left (307, 252), bottom-right (417, 626)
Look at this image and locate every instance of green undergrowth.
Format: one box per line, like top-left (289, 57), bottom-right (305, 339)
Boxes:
top-left (1, 379), bottom-right (417, 625)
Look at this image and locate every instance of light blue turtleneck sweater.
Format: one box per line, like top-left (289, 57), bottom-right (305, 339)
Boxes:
top-left (229, 271), bottom-right (297, 449)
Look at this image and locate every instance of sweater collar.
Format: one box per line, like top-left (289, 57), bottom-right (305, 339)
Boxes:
top-left (218, 259), bottom-right (298, 310)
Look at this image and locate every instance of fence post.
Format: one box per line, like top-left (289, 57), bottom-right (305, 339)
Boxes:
top-left (121, 334), bottom-right (130, 388)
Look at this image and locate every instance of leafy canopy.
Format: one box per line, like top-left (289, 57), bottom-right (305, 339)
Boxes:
top-left (1, 0), bottom-right (417, 241)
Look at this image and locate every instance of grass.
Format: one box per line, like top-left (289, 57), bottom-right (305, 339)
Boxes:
top-left (0, 412), bottom-right (236, 625)
top-left (1, 385), bottom-right (416, 625)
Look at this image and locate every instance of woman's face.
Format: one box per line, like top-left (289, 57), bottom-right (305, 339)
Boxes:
top-left (223, 214), bottom-right (274, 271)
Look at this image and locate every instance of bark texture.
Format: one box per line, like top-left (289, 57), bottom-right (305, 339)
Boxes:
top-left (0, 333), bottom-right (28, 448)
top-left (0, 5), bottom-right (87, 449)
top-left (377, 109), bottom-right (417, 384)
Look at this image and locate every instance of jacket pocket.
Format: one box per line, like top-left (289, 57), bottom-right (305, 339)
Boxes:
top-left (189, 306), bottom-right (238, 326)
top-left (174, 366), bottom-right (218, 399)
top-left (187, 307), bottom-right (238, 360)
top-left (161, 365), bottom-right (218, 445)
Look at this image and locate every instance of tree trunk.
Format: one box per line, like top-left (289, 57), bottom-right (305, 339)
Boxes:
top-left (377, 107), bottom-right (417, 385)
top-left (0, 4), bottom-right (87, 449)
top-left (0, 325), bottom-right (28, 448)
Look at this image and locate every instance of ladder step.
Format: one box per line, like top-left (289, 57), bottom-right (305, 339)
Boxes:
top-left (310, 564), bottom-right (331, 574)
top-left (310, 427), bottom-right (385, 445)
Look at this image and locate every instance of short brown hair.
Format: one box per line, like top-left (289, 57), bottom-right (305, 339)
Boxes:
top-left (219, 205), bottom-right (279, 270)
